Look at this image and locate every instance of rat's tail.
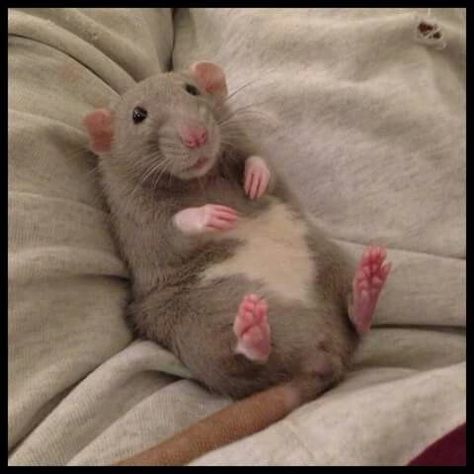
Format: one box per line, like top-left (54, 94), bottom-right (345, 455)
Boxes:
top-left (114, 375), bottom-right (331, 466)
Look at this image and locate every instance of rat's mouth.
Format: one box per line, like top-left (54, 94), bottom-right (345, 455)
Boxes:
top-left (187, 156), bottom-right (209, 171)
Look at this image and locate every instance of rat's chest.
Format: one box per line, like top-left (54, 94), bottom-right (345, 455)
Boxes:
top-left (201, 199), bottom-right (316, 305)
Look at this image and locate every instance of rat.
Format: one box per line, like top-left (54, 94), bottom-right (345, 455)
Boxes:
top-left (83, 61), bottom-right (391, 465)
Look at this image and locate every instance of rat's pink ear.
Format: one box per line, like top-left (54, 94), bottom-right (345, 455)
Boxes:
top-left (189, 61), bottom-right (228, 100)
top-left (82, 108), bottom-right (114, 154)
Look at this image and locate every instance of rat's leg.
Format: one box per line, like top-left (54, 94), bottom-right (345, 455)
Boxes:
top-left (348, 246), bottom-right (391, 335)
top-left (244, 156), bottom-right (271, 200)
top-left (173, 204), bottom-right (238, 235)
top-left (233, 294), bottom-right (271, 362)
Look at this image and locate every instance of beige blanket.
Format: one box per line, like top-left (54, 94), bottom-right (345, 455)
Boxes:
top-left (8, 8), bottom-right (465, 465)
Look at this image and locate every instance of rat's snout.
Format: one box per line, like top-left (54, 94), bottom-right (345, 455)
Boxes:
top-left (179, 125), bottom-right (208, 149)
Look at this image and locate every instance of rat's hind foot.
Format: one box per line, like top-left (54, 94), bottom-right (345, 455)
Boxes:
top-left (348, 246), bottom-right (391, 335)
top-left (233, 294), bottom-right (271, 363)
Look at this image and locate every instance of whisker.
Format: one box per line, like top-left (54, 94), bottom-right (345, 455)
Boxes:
top-left (158, 138), bottom-right (182, 147)
top-left (217, 100), bottom-right (274, 127)
top-left (150, 157), bottom-right (174, 179)
top-left (152, 166), bottom-right (168, 190)
top-left (138, 151), bottom-right (172, 185)
top-left (219, 78), bottom-right (262, 106)
top-left (218, 68), bottom-right (279, 107)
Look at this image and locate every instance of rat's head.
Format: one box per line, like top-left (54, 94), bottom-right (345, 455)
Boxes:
top-left (83, 62), bottom-right (228, 183)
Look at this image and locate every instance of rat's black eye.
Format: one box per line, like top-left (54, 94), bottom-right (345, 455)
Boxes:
top-left (132, 106), bottom-right (148, 124)
top-left (185, 84), bottom-right (200, 96)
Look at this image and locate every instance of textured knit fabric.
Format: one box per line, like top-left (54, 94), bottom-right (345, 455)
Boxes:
top-left (8, 8), bottom-right (465, 466)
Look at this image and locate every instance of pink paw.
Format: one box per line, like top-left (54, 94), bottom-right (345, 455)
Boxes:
top-left (244, 156), bottom-right (271, 200)
top-left (173, 204), bottom-right (238, 235)
top-left (201, 204), bottom-right (239, 231)
top-left (349, 246), bottom-right (391, 335)
top-left (233, 294), bottom-right (271, 362)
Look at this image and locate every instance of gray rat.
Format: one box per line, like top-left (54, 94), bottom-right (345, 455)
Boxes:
top-left (83, 61), bottom-right (391, 465)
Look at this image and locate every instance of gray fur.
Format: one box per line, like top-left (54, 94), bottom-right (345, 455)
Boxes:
top-left (93, 69), bottom-right (360, 401)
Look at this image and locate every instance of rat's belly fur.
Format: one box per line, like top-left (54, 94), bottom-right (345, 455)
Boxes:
top-left (201, 198), bottom-right (315, 306)
top-left (128, 197), bottom-right (355, 399)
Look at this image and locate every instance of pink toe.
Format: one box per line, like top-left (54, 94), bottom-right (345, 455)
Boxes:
top-left (372, 276), bottom-right (383, 286)
top-left (356, 270), bottom-right (366, 280)
top-left (242, 302), bottom-right (255, 312)
top-left (246, 173), bottom-right (254, 195)
top-left (255, 304), bottom-right (267, 322)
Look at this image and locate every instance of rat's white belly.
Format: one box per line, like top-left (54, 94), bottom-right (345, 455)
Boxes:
top-left (201, 199), bottom-right (316, 305)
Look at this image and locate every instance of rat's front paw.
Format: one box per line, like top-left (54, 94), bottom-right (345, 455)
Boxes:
top-left (201, 204), bottom-right (239, 232)
top-left (173, 204), bottom-right (238, 235)
top-left (244, 156), bottom-right (271, 200)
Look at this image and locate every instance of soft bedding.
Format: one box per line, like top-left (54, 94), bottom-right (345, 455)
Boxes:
top-left (8, 8), bottom-right (465, 465)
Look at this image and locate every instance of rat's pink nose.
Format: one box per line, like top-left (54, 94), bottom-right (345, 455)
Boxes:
top-left (180, 127), bottom-right (208, 149)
